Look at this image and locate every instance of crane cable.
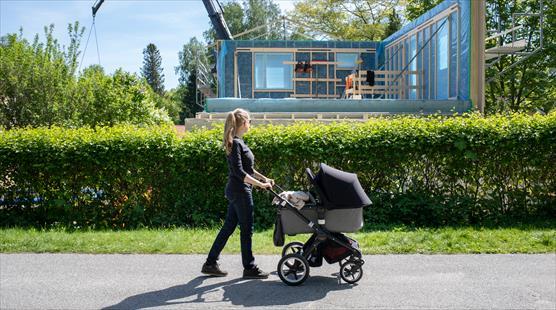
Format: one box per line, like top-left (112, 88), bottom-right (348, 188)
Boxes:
top-left (93, 19), bottom-right (101, 66)
top-left (78, 16), bottom-right (102, 73)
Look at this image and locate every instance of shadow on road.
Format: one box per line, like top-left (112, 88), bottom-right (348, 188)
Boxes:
top-left (104, 272), bottom-right (353, 309)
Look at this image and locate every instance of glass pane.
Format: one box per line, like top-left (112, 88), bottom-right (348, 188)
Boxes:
top-left (254, 53), bottom-right (293, 90)
top-left (337, 53), bottom-right (358, 68)
top-left (437, 18), bottom-right (448, 99)
top-left (386, 48), bottom-right (390, 98)
top-left (423, 27), bottom-right (429, 100)
top-left (409, 35), bottom-right (417, 99)
top-left (449, 12), bottom-right (458, 98)
top-left (397, 43), bottom-right (402, 99)
top-left (430, 24), bottom-right (436, 99)
top-left (417, 32), bottom-right (422, 99)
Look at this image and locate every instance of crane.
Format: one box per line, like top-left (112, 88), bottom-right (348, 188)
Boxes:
top-left (201, 0), bottom-right (233, 40)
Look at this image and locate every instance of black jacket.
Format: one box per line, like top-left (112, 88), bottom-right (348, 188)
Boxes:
top-left (226, 137), bottom-right (255, 194)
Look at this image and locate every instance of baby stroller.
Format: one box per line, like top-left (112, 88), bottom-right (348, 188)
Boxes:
top-left (268, 163), bottom-right (372, 286)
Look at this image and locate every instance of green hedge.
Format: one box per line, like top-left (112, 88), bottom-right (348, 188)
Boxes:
top-left (1, 113), bottom-right (555, 229)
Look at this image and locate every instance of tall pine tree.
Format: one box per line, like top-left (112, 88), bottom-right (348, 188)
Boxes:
top-left (141, 43), bottom-right (165, 95)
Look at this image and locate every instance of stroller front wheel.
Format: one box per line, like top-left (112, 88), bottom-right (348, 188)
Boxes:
top-left (281, 241), bottom-right (304, 257)
top-left (339, 258), bottom-right (364, 284)
top-left (277, 253), bottom-right (310, 286)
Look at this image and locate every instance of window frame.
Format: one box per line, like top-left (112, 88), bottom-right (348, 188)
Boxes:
top-left (254, 52), bottom-right (294, 91)
top-left (336, 53), bottom-right (359, 69)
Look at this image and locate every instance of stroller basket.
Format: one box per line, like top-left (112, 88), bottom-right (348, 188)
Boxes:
top-left (280, 205), bottom-right (363, 234)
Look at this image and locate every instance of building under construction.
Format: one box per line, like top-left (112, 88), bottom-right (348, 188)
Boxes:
top-left (193, 0), bottom-right (543, 123)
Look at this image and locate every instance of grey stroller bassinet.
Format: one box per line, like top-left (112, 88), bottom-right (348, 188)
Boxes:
top-left (268, 163), bottom-right (372, 286)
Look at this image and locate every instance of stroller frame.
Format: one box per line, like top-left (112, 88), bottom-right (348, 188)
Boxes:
top-left (268, 168), bottom-right (365, 286)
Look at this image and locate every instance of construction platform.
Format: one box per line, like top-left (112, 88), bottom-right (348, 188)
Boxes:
top-left (183, 98), bottom-right (473, 130)
top-left (204, 98), bottom-right (472, 113)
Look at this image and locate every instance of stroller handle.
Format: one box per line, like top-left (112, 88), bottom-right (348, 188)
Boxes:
top-left (266, 187), bottom-right (298, 211)
top-left (266, 187), bottom-right (281, 199)
top-left (265, 184), bottom-right (289, 202)
top-left (272, 183), bottom-right (286, 193)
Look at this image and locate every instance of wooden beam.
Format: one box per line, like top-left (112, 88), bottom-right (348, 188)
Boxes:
top-left (471, 0), bottom-right (485, 113)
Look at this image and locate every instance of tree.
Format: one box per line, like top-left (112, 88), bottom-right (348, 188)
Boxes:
top-left (75, 66), bottom-right (169, 126)
top-left (176, 37), bottom-right (208, 85)
top-left (243, 0), bottom-right (282, 39)
top-left (0, 24), bottom-right (81, 128)
top-left (175, 38), bottom-right (209, 120)
top-left (203, 0), bottom-right (282, 43)
top-left (0, 24), bottom-right (171, 129)
top-left (384, 8), bottom-right (402, 39)
top-left (182, 72), bottom-right (203, 119)
top-left (484, 0), bottom-right (555, 114)
top-left (404, 0), bottom-right (443, 21)
top-left (287, 0), bottom-right (402, 41)
top-left (141, 43), bottom-right (165, 96)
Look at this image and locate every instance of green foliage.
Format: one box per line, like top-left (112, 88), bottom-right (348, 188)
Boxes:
top-left (0, 25), bottom-right (78, 128)
top-left (203, 0), bottom-right (282, 42)
top-left (162, 88), bottom-right (186, 124)
top-left (176, 38), bottom-right (210, 120)
top-left (404, 0), bottom-right (444, 21)
top-left (141, 43), bottom-right (165, 96)
top-left (0, 24), bottom-right (171, 128)
top-left (0, 113), bottom-right (555, 230)
top-left (178, 72), bottom-right (203, 120)
top-left (1, 226), bottom-right (555, 254)
top-left (384, 8), bottom-right (402, 39)
top-left (485, 0), bottom-right (556, 114)
top-left (74, 66), bottom-right (170, 126)
top-left (176, 37), bottom-right (208, 85)
top-left (288, 0), bottom-right (400, 40)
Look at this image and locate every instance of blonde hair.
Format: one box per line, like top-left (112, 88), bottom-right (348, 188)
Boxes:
top-left (223, 108), bottom-right (250, 155)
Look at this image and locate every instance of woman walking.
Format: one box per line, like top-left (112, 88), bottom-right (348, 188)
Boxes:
top-left (202, 108), bottom-right (274, 279)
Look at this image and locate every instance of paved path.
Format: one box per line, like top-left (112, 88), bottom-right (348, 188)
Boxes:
top-left (1, 254), bottom-right (555, 309)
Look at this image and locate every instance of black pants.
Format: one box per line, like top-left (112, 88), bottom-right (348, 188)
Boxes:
top-left (206, 189), bottom-right (255, 269)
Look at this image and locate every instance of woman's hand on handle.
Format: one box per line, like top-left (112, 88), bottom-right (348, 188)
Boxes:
top-left (243, 173), bottom-right (273, 189)
top-left (264, 177), bottom-right (275, 186)
top-left (253, 169), bottom-right (274, 187)
top-left (259, 181), bottom-right (273, 190)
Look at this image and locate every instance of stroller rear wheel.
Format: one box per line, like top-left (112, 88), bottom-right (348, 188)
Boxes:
top-left (339, 257), bottom-right (364, 284)
top-left (277, 253), bottom-right (310, 286)
top-left (281, 241), bottom-right (304, 257)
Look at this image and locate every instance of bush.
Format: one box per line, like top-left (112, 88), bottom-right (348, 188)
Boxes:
top-left (0, 112), bottom-right (555, 229)
top-left (0, 25), bottom-right (171, 129)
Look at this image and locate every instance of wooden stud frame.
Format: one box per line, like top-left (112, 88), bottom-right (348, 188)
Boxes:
top-left (232, 46), bottom-right (375, 99)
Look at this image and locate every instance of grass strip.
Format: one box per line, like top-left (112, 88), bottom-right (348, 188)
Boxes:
top-left (1, 227), bottom-right (554, 254)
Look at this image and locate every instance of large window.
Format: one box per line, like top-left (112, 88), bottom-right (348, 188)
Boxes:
top-left (423, 27), bottom-right (430, 99)
top-left (337, 53), bottom-right (359, 68)
top-left (449, 11), bottom-right (458, 98)
top-left (254, 53), bottom-right (293, 90)
top-left (436, 18), bottom-right (449, 99)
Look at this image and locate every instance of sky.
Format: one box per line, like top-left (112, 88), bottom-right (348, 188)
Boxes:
top-left (0, 0), bottom-right (297, 90)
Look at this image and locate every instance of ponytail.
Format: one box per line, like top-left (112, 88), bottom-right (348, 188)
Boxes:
top-left (223, 108), bottom-right (249, 155)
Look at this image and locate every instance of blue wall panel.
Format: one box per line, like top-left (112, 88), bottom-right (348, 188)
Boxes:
top-left (378, 0), bottom-right (471, 101)
top-left (219, 40), bottom-right (380, 99)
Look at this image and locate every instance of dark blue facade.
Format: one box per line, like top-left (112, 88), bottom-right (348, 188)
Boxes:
top-left (217, 40), bottom-right (379, 98)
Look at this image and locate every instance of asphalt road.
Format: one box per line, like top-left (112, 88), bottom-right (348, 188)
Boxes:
top-left (1, 253), bottom-right (555, 309)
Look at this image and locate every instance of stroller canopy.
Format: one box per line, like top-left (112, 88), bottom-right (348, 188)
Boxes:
top-left (314, 163), bottom-right (372, 209)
